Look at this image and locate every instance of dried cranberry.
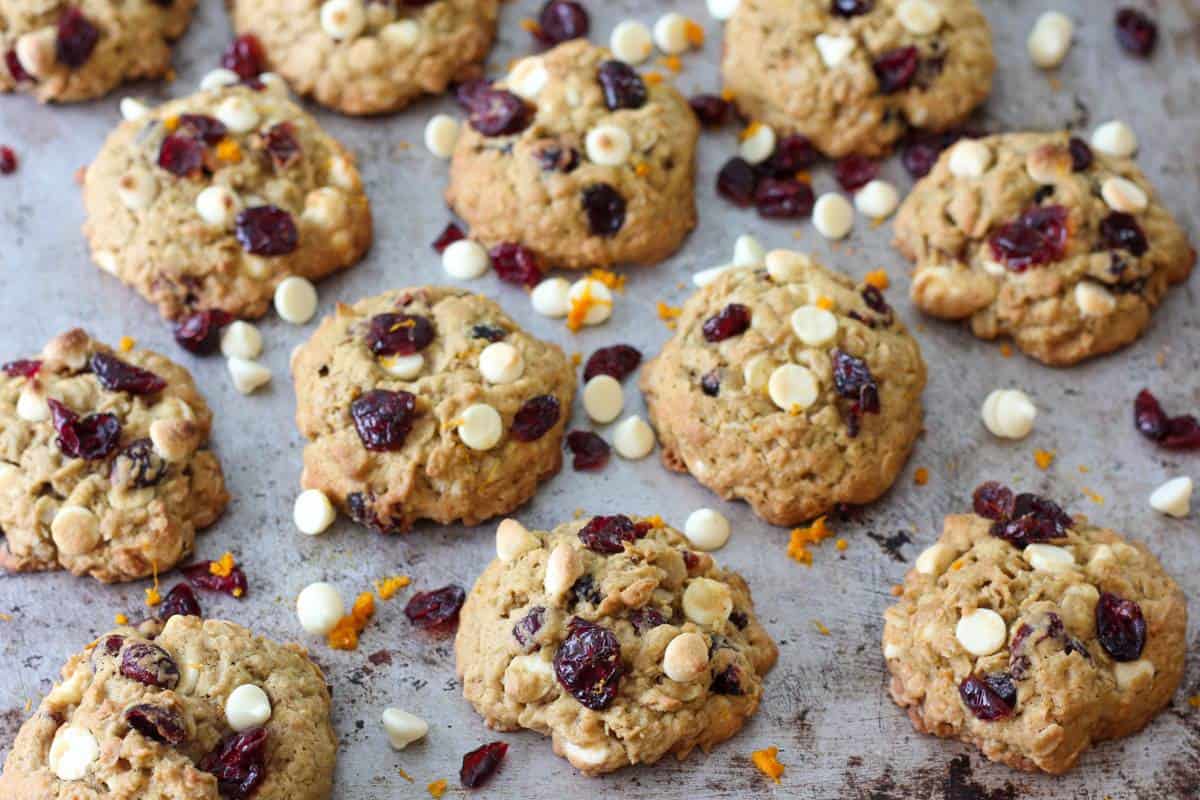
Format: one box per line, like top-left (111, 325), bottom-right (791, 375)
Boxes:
top-left (183, 561), bottom-right (248, 598)
top-left (465, 87), bottom-right (531, 136)
top-left (1133, 389), bottom-right (1200, 450)
top-left (988, 205), bottom-right (1069, 271)
top-left (90, 352), bottom-right (166, 396)
top-left (173, 309), bottom-right (234, 355)
top-left (716, 157), bottom-right (760, 206)
top-left (832, 349), bottom-right (880, 435)
top-left (489, 242), bottom-right (543, 287)
top-left (581, 183), bottom-right (626, 236)
top-left (112, 439), bottom-right (168, 488)
top-left (762, 134), bottom-right (819, 176)
top-left (56, 8), bottom-right (99, 68)
top-left (351, 389), bottom-right (417, 451)
top-left (454, 78), bottom-right (492, 109)
top-left (404, 585), bottom-right (466, 630)
top-left (5, 50), bottom-right (30, 83)
top-left (346, 491), bottom-right (401, 534)
top-left (512, 606), bottom-right (545, 651)
top-left (754, 178), bottom-right (814, 219)
top-left (873, 46), bottom-right (919, 94)
top-left (700, 370), bottom-right (721, 396)
top-left (460, 741), bottom-right (507, 789)
top-left (157, 135), bottom-right (205, 177)
top-left (702, 304), bottom-right (751, 342)
top-left (471, 324), bottom-right (507, 342)
top-left (569, 574), bottom-right (602, 607)
top-left (972, 481), bottom-right (1015, 521)
top-left (235, 205), bottom-right (298, 256)
top-left (566, 430), bottom-right (610, 471)
top-left (959, 673), bottom-right (1016, 721)
top-left (1068, 137), bottom-right (1093, 172)
top-left (729, 610), bottom-right (749, 629)
top-left (831, 0), bottom-right (872, 16)
top-left (628, 607), bottom-right (665, 634)
top-left (1095, 592), bottom-right (1147, 662)
top-left (583, 344), bottom-right (641, 382)
top-left (431, 223), bottom-right (465, 253)
top-left (221, 34), bottom-right (267, 79)
top-left (536, 0), bottom-right (589, 45)
top-left (901, 132), bottom-right (952, 178)
top-left (596, 60), bottom-right (647, 110)
top-left (366, 313), bottom-right (434, 356)
top-left (1099, 212), bottom-right (1148, 257)
top-left (711, 664), bottom-right (744, 695)
top-left (263, 122), bottom-right (301, 169)
top-left (1115, 8), bottom-right (1157, 57)
top-left (578, 514), bottom-right (639, 554)
top-left (689, 94), bottom-right (731, 126)
top-left (834, 155), bottom-right (878, 192)
top-left (125, 704), bottom-right (187, 745)
top-left (2, 359), bottom-right (40, 378)
top-left (862, 286), bottom-right (891, 316)
top-left (991, 492), bottom-right (1073, 547)
top-left (533, 144), bottom-right (580, 173)
top-left (200, 727), bottom-right (268, 800)
top-left (177, 114), bottom-right (228, 145)
top-left (158, 583), bottom-right (202, 621)
top-left (0, 146), bottom-right (16, 175)
top-left (120, 642), bottom-right (180, 689)
top-left (98, 635), bottom-right (125, 657)
top-left (554, 618), bottom-right (624, 710)
top-left (511, 395), bottom-right (560, 441)
top-left (47, 399), bottom-right (122, 461)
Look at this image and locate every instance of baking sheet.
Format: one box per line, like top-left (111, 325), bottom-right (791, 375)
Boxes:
top-left (1, 0), bottom-right (1198, 797)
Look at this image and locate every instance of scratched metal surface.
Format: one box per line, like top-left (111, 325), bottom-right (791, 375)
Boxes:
top-left (1, 0), bottom-right (1198, 797)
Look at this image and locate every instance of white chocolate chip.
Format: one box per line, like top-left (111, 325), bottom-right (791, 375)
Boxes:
top-left (303, 187), bottom-right (346, 228)
top-left (149, 419), bottom-right (195, 463)
top-left (199, 68), bottom-right (239, 91)
top-left (812, 193), bottom-right (854, 240)
top-left (981, 389), bottom-right (1036, 439)
top-left (117, 168), bottom-right (158, 212)
top-left (567, 278), bottom-right (613, 326)
top-left (706, 0), bottom-right (739, 20)
top-left (119, 97), bottom-right (151, 121)
top-left (50, 506), bottom-right (100, 556)
top-left (423, 114), bottom-right (459, 160)
top-left (585, 124), bottom-right (632, 167)
top-left (457, 404), bottom-right (503, 451)
top-left (215, 96), bottom-right (260, 134)
top-left (947, 140), bottom-right (993, 178)
top-left (692, 264), bottom-right (737, 287)
top-left (814, 33), bottom-right (856, 69)
top-left (496, 518), bottom-right (539, 562)
top-left (1113, 658), bottom-right (1156, 692)
top-left (442, 239), bottom-right (490, 280)
top-left (955, 608), bottom-right (1007, 656)
top-left (320, 0), bottom-right (366, 40)
top-left (296, 582), bottom-right (345, 635)
top-left (225, 685), bottom-right (272, 732)
top-left (1149, 476), bottom-right (1192, 518)
top-left (531, 277), bottom-right (571, 317)
top-left (739, 123), bottom-right (776, 165)
top-left (1027, 11), bottom-right (1074, 69)
top-left (610, 20), bottom-right (654, 64)
top-left (294, 488), bottom-right (336, 535)
top-left (854, 180), bottom-right (899, 219)
top-left (14, 29), bottom-right (56, 80)
top-left (507, 57), bottom-right (549, 100)
top-left (682, 578), bottom-right (732, 627)
top-left (732, 234), bottom-right (765, 267)
top-left (479, 342), bottom-right (524, 384)
top-left (662, 632), bottom-right (709, 682)
top-left (767, 363), bottom-right (818, 412)
top-left (742, 354), bottom-right (772, 393)
top-left (765, 249), bottom-right (810, 282)
top-left (503, 654), bottom-right (555, 702)
top-left (195, 185), bottom-right (240, 228)
top-left (227, 357), bottom-right (272, 395)
top-left (915, 543), bottom-right (954, 576)
top-left (1074, 282), bottom-right (1116, 317)
top-left (583, 375), bottom-right (624, 424)
top-left (1088, 545), bottom-right (1115, 573)
top-left (653, 13), bottom-right (692, 55)
top-left (1091, 120), bottom-right (1138, 158)
top-left (684, 508), bottom-right (731, 551)
top-left (274, 276), bottom-right (318, 324)
top-left (790, 306), bottom-right (839, 347)
top-left (896, 0), bottom-right (942, 35)
top-left (380, 19), bottom-right (419, 49)
top-left (883, 642), bottom-right (902, 659)
top-left (612, 415), bottom-right (655, 459)
top-left (49, 726), bottom-right (99, 782)
top-left (1101, 176), bottom-right (1148, 213)
top-left (220, 321), bottom-right (263, 360)
top-left (379, 353), bottom-right (423, 379)
top-left (544, 542), bottom-right (582, 598)
top-left (1024, 543), bottom-right (1076, 573)
top-left (381, 708), bottom-right (428, 750)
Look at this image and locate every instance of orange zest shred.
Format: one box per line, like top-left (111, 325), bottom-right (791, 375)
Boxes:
top-left (215, 138), bottom-right (242, 163)
top-left (589, 268), bottom-right (626, 292)
top-left (890, 584), bottom-right (903, 596)
top-left (1078, 464), bottom-right (1090, 474)
top-left (950, 559), bottom-right (965, 572)
top-left (519, 18), bottom-right (540, 35)
top-left (163, 115), bottom-right (180, 133)
top-left (1188, 695), bottom-right (1200, 709)
top-left (144, 562), bottom-right (161, 607)
top-left (209, 552), bottom-right (236, 578)
top-left (397, 768), bottom-right (414, 783)
top-left (655, 302), bottom-right (682, 328)
top-left (374, 575), bottom-right (411, 600)
top-left (786, 516), bottom-right (834, 566)
top-left (793, 170), bottom-right (811, 184)
top-left (999, 343), bottom-right (1014, 358)
top-left (739, 121), bottom-right (762, 141)
top-left (0, 613), bottom-right (11, 622)
top-left (720, 88), bottom-right (734, 102)
top-left (639, 514), bottom-right (665, 529)
top-left (660, 55), bottom-right (683, 73)
top-left (643, 71), bottom-right (663, 85)
top-left (864, 269), bottom-right (890, 289)
top-left (684, 20), bottom-right (705, 47)
top-left (570, 352), bottom-right (582, 367)
top-left (815, 296), bottom-right (835, 311)
top-left (813, 620), bottom-right (831, 636)
top-left (427, 779), bottom-right (448, 798)
top-left (566, 281), bottom-right (611, 332)
top-left (1034, 449), bottom-right (1056, 470)
top-left (913, 467), bottom-right (930, 486)
top-left (328, 592), bottom-right (375, 651)
top-left (1082, 487), bottom-right (1105, 505)
top-left (634, 161), bottom-right (650, 177)
top-left (115, 613), bottom-right (129, 625)
top-left (835, 538), bottom-right (848, 551)
top-left (119, 336), bottom-right (135, 352)
top-left (751, 747), bottom-right (785, 783)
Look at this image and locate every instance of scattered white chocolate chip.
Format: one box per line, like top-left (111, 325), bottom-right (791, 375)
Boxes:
top-left (583, 375), bottom-right (624, 424)
top-left (50, 506), bottom-right (100, 556)
top-left (662, 632), bottom-right (709, 682)
top-left (296, 582), bottom-right (345, 635)
top-left (812, 193), bottom-right (854, 240)
top-left (610, 20), bottom-right (654, 64)
top-left (767, 363), bottom-right (818, 412)
top-left (567, 278), bottom-right (613, 326)
top-left (692, 264), bottom-right (737, 287)
top-left (1149, 476), bottom-right (1192, 518)
top-left (119, 97), bottom-right (151, 121)
top-left (379, 354), bottom-right (423, 379)
top-left (381, 708), bottom-right (428, 750)
top-left (742, 354), bottom-right (772, 393)
top-left (423, 114), bottom-right (459, 160)
top-left (274, 276), bottom-right (319, 324)
top-left (380, 19), bottom-right (419, 49)
top-left (1074, 282), bottom-right (1116, 317)
top-left (706, 0), bottom-right (740, 21)
top-left (1027, 11), bottom-right (1074, 69)
top-left (496, 518), bottom-right (539, 562)
top-left (478, 342), bottom-right (524, 385)
top-left (653, 13), bottom-right (692, 55)
top-left (220, 321), bottom-right (263, 360)
top-left (765, 249), bottom-right (809, 282)
top-left (814, 33), bottom-right (856, 69)
top-left (1024, 543), bottom-right (1076, 573)
top-left (955, 608), bottom-right (1007, 656)
top-left (294, 488), bottom-right (336, 535)
top-left (1113, 658), bottom-right (1156, 692)
top-left (915, 543), bottom-right (954, 576)
top-left (117, 168), bottom-right (159, 212)
top-left (682, 578), bottom-right (733, 627)
top-left (531, 277), bottom-right (571, 317)
top-left (457, 404), bottom-right (503, 451)
top-left (854, 180), bottom-right (899, 219)
top-left (1091, 120), bottom-right (1138, 158)
top-left (947, 140), bottom-right (993, 178)
top-left (790, 306), bottom-right (838, 347)
top-left (225, 685), bottom-right (272, 732)
top-left (896, 0), bottom-right (942, 35)
top-left (16, 386), bottom-right (49, 422)
top-left (1101, 176), bottom-right (1148, 213)
top-left (684, 508), bottom-right (731, 551)
top-left (215, 96), bottom-right (260, 134)
top-left (442, 239), bottom-right (490, 280)
top-left (739, 123), bottom-right (776, 165)
top-left (612, 415), bottom-right (655, 459)
top-left (981, 389), bottom-right (1037, 440)
top-left (195, 185), bottom-right (240, 228)
top-left (507, 57), bottom-right (549, 100)
top-left (544, 542), bottom-right (582, 598)
top-left (49, 726), bottom-right (99, 782)
top-left (199, 68), bottom-right (239, 91)
top-left (585, 124), bottom-right (632, 166)
top-left (227, 357), bottom-right (272, 395)
top-left (732, 234), bottom-right (765, 267)
top-left (320, 0), bottom-right (366, 40)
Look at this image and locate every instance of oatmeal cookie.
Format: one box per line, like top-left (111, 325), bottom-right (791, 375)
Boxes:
top-left (83, 83), bottom-right (372, 321)
top-left (0, 329), bottom-right (227, 583)
top-left (640, 251), bottom-right (926, 526)
top-left (883, 483), bottom-right (1187, 774)
top-left (0, 615), bottom-right (336, 799)
top-left (455, 515), bottom-right (778, 775)
top-left (893, 131), bottom-right (1194, 365)
top-left (292, 287), bottom-right (575, 532)
top-left (446, 39), bottom-right (698, 269)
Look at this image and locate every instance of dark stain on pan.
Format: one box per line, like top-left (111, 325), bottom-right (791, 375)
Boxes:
top-left (866, 530), bottom-right (912, 563)
top-left (842, 755), bottom-right (1017, 800)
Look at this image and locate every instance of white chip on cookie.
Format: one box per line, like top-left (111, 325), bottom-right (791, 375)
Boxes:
top-left (896, 0), bottom-right (943, 35)
top-left (379, 353), bottom-right (423, 379)
top-left (1024, 543), bottom-right (1075, 573)
top-left (814, 33), bottom-right (855, 69)
top-left (682, 577), bottom-right (733, 627)
top-left (585, 124), bottom-right (633, 166)
top-left (1073, 282), bottom-right (1116, 317)
top-left (767, 364), bottom-right (818, 412)
top-left (199, 69), bottom-right (239, 92)
top-left (195, 185), bottom-right (240, 228)
top-left (1101, 177), bottom-right (1148, 214)
top-left (319, 0), bottom-right (366, 41)
top-left (119, 97), bottom-right (151, 122)
top-left (117, 169), bottom-right (159, 212)
top-left (215, 96), bottom-right (261, 134)
top-left (947, 140), bottom-right (993, 178)
top-left (662, 632), bottom-right (709, 682)
top-left (479, 342), bottom-right (524, 384)
top-left (954, 608), bottom-right (1006, 656)
top-left (226, 684), bottom-right (272, 732)
top-left (544, 542), bottom-right (582, 598)
top-left (496, 518), bottom-right (540, 562)
top-left (507, 57), bottom-right (549, 101)
top-left (48, 725), bottom-right (99, 782)
top-left (457, 404), bottom-right (503, 451)
top-left (790, 306), bottom-right (838, 347)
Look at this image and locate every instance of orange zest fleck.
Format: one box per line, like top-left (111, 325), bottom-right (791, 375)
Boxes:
top-left (1034, 449), bottom-right (1056, 470)
top-left (115, 613), bottom-right (129, 625)
top-left (0, 613), bottom-right (11, 622)
top-left (787, 516), bottom-right (834, 566)
top-left (643, 71), bottom-right (663, 85)
top-left (209, 552), bottom-right (236, 578)
top-left (835, 538), bottom-right (848, 551)
top-left (660, 55), bottom-right (683, 73)
top-left (720, 88), bottom-right (734, 102)
top-left (1078, 464), bottom-right (1090, 474)
top-left (914, 467), bottom-right (930, 486)
top-left (374, 575), bottom-right (411, 600)
top-left (639, 514), bottom-right (665, 529)
top-left (566, 281), bottom-right (611, 332)
top-left (739, 121), bottom-right (762, 141)
top-left (890, 584), bottom-right (903, 596)
top-left (793, 170), bottom-right (811, 184)
top-left (570, 352), bottom-right (582, 367)
top-left (1188, 695), bottom-right (1200, 709)
top-left (815, 296), bottom-right (835, 311)
top-left (163, 116), bottom-right (180, 133)
top-left (427, 779), bottom-right (448, 798)
top-left (215, 138), bottom-right (242, 163)
top-left (144, 562), bottom-right (161, 607)
top-left (589, 268), bottom-right (626, 292)
top-left (685, 20), bottom-right (705, 47)
top-left (519, 18), bottom-right (540, 35)
top-left (999, 343), bottom-right (1014, 358)
top-left (813, 620), bottom-right (830, 636)
top-left (751, 747), bottom-right (785, 783)
top-left (328, 592), bottom-right (375, 651)
top-left (655, 301), bottom-right (682, 326)
top-left (119, 336), bottom-right (135, 352)
top-left (950, 559), bottom-right (965, 572)
top-left (397, 768), bottom-right (414, 783)
top-left (864, 269), bottom-right (890, 289)
top-left (1082, 487), bottom-right (1105, 505)
top-left (634, 161), bottom-right (650, 177)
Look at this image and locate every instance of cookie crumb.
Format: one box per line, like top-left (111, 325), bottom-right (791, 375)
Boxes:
top-left (890, 584), bottom-right (903, 596)
top-left (751, 746), bottom-right (784, 783)
top-left (643, 71), bottom-right (664, 85)
top-left (1034, 449), bottom-right (1056, 470)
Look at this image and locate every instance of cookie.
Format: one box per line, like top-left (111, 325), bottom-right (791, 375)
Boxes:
top-left (640, 251), bottom-right (926, 526)
top-left (455, 515), bottom-right (778, 775)
top-left (82, 83), bottom-right (372, 321)
top-left (0, 615), bottom-right (336, 798)
top-left (446, 40), bottom-right (698, 269)
top-left (883, 482), bottom-right (1187, 774)
top-left (0, 329), bottom-right (227, 584)
top-left (893, 131), bottom-right (1194, 365)
top-left (721, 0), bottom-right (995, 158)
top-left (291, 287), bottom-right (575, 532)
top-left (1, 0), bottom-right (195, 103)
top-left (229, 0), bottom-right (498, 115)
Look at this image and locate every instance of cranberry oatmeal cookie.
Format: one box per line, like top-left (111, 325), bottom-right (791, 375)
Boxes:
top-left (894, 131), bottom-right (1194, 365)
top-left (0, 615), bottom-right (336, 799)
top-left (446, 39), bottom-right (698, 269)
top-left (1, 0), bottom-right (195, 103)
top-left (721, 0), bottom-right (995, 158)
top-left (883, 483), bottom-right (1187, 774)
top-left (455, 515), bottom-right (778, 775)
top-left (640, 251), bottom-right (926, 526)
top-left (229, 0), bottom-right (498, 115)
top-left (83, 83), bottom-right (372, 321)
top-left (291, 287), bottom-right (575, 532)
top-left (0, 330), bottom-right (227, 584)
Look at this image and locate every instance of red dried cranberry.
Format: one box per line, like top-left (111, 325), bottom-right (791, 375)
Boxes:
top-left (404, 584), bottom-right (466, 630)
top-left (754, 178), bottom-right (814, 219)
top-left (454, 78), bottom-right (491, 109)
top-left (988, 205), bottom-right (1069, 271)
top-left (460, 741), bottom-right (507, 789)
top-left (831, 0), bottom-right (872, 16)
top-left (512, 606), bottom-right (545, 651)
top-left (5, 50), bottom-right (31, 83)
top-left (1095, 592), bottom-right (1147, 662)
top-left (431, 222), bottom-right (465, 253)
top-left (861, 286), bottom-right (891, 316)
top-left (0, 146), bottom-right (16, 175)
top-left (553, 617), bottom-right (624, 710)
top-left (90, 352), bottom-right (166, 396)
top-left (177, 114), bottom-right (228, 145)
top-left (729, 610), bottom-right (749, 629)
top-left (1068, 137), bottom-right (1093, 172)
top-left (125, 704), bottom-right (187, 745)
top-left (471, 324), bottom-right (507, 342)
top-left (158, 582), bottom-right (202, 621)
top-left (489, 242), bottom-right (543, 287)
top-left (533, 144), bottom-right (580, 172)
top-left (536, 1), bottom-right (589, 45)
top-left (235, 205), bottom-right (298, 256)
top-left (972, 481), bottom-right (1015, 521)
top-left (1133, 389), bottom-right (1200, 450)
top-left (120, 642), bottom-right (180, 689)
top-left (157, 134), bottom-right (205, 177)
top-left (346, 491), bottom-right (401, 534)
top-left (1099, 212), bottom-right (1148, 257)
top-left (465, 87), bottom-right (531, 136)
top-left (901, 131), bottom-right (955, 178)
top-left (200, 727), bottom-right (268, 800)
top-left (569, 574), bottom-right (602, 607)
top-left (1115, 8), bottom-right (1157, 57)
top-left (597, 60), bottom-right (647, 110)
top-left (183, 560), bottom-right (248, 598)
top-left (832, 349), bottom-right (880, 434)
top-left (581, 183), bottom-right (626, 236)
top-left (351, 389), bottom-right (417, 451)
top-left (834, 155), bottom-right (879, 192)
top-left (628, 607), bottom-right (666, 634)
top-left (113, 438), bottom-right (168, 488)
top-left (873, 46), bottom-right (919, 94)
top-left (221, 34), bottom-right (267, 80)
top-left (173, 309), bottom-right (234, 354)
top-left (702, 304), bottom-right (751, 342)
top-left (263, 122), bottom-right (301, 169)
top-left (959, 673), bottom-right (1016, 721)
top-left (98, 635), bottom-right (125, 658)
top-left (990, 492), bottom-right (1073, 547)
top-left (1, 359), bottom-right (40, 378)
top-left (578, 514), bottom-right (640, 553)
top-left (56, 7), bottom-right (99, 68)
top-left (689, 94), bottom-right (731, 126)
top-left (366, 313), bottom-right (434, 356)
top-left (47, 399), bottom-right (122, 461)
top-left (583, 344), bottom-right (641, 382)
top-left (512, 395), bottom-right (560, 441)
top-left (716, 157), bottom-right (760, 206)
top-left (763, 134), bottom-right (819, 176)
top-left (566, 430), bottom-right (610, 471)
top-left (711, 664), bottom-right (744, 695)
